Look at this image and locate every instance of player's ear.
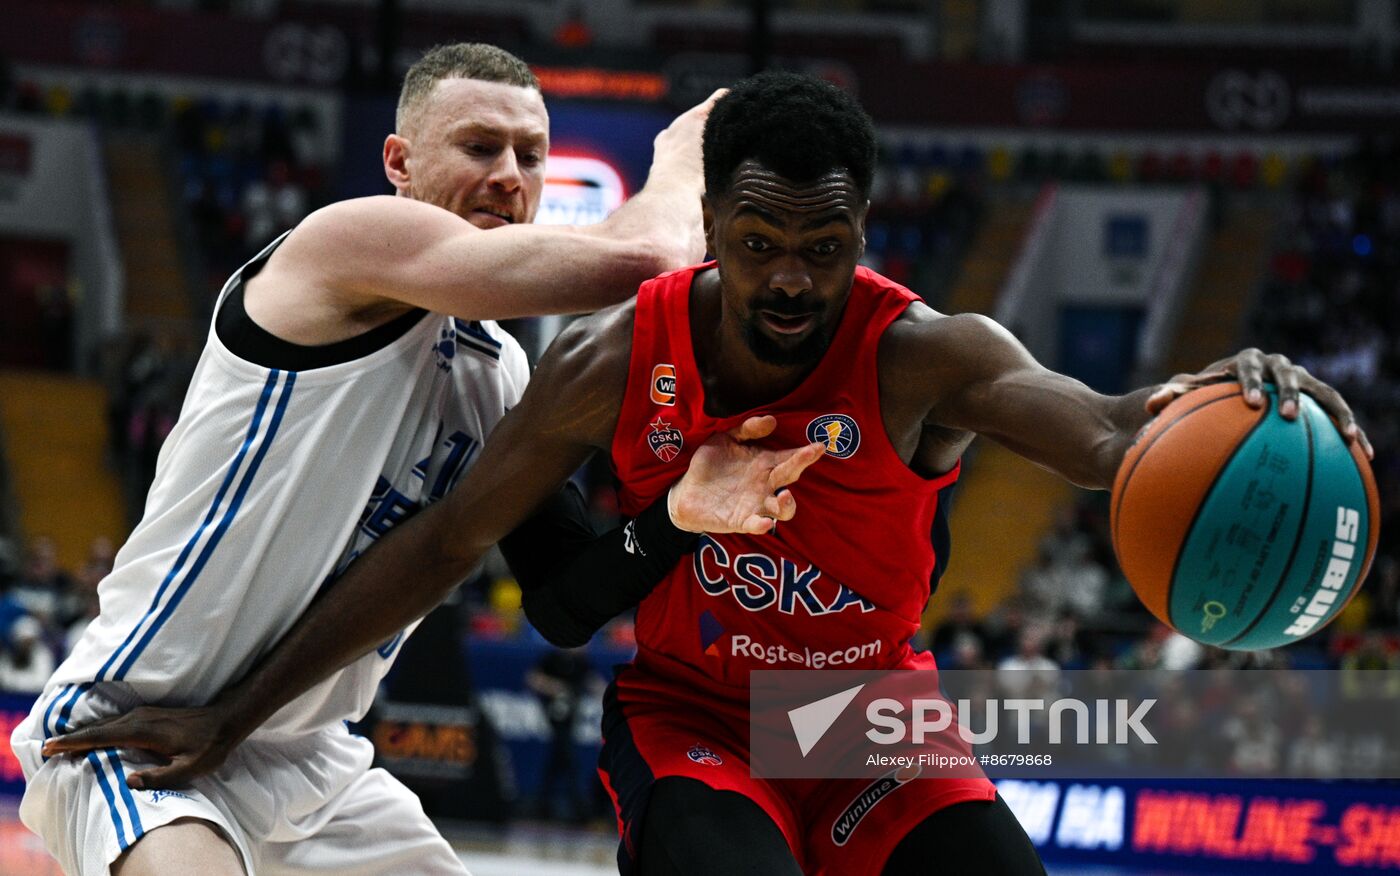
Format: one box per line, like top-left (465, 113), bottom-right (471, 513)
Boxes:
top-left (383, 134), bottom-right (411, 193)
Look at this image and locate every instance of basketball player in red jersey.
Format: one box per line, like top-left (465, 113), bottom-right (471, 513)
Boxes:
top-left (49, 73), bottom-right (1370, 874)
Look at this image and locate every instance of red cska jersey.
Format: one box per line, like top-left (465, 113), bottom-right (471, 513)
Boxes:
top-left (610, 263), bottom-right (960, 699)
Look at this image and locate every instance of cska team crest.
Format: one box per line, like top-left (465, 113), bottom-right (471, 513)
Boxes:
top-left (647, 417), bottom-right (684, 462)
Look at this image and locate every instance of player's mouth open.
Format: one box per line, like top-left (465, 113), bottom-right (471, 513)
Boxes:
top-left (760, 310), bottom-right (816, 335)
top-left (471, 207), bottom-right (515, 227)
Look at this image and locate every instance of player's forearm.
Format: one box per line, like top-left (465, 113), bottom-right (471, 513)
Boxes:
top-left (594, 170), bottom-right (706, 273)
top-left (1091, 386), bottom-right (1158, 488)
top-left (503, 486), bottom-right (697, 647)
top-left (212, 501), bottom-right (482, 742)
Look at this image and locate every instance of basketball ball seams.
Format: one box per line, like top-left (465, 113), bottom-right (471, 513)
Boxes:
top-left (1114, 386), bottom-right (1378, 651)
top-left (1111, 387), bottom-right (1252, 626)
top-left (1218, 405), bottom-right (1314, 648)
top-left (1349, 438), bottom-right (1382, 586)
top-left (1110, 387), bottom-right (1242, 570)
top-left (1163, 394), bottom-right (1273, 637)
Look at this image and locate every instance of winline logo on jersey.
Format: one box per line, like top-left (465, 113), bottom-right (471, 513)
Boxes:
top-left (747, 668), bottom-right (1400, 783)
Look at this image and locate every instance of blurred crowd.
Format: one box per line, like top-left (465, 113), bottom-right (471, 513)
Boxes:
top-left (0, 535), bottom-right (110, 694)
top-left (172, 97), bottom-right (330, 294)
top-left (927, 140), bottom-right (1400, 681)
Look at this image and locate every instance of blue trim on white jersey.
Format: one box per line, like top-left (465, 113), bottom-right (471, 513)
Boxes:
top-left (88, 751), bottom-right (129, 850)
top-left (51, 370), bottom-right (295, 739)
top-left (454, 319), bottom-right (502, 360)
top-left (107, 748), bottom-right (146, 844)
top-left (41, 683), bottom-right (73, 740)
top-left (458, 339), bottom-right (502, 361)
top-left (98, 372), bottom-right (279, 680)
top-left (114, 371), bottom-right (295, 678)
top-left (49, 681), bottom-right (94, 741)
top-left (456, 319), bottom-right (502, 349)
top-left (376, 630), bottom-right (404, 659)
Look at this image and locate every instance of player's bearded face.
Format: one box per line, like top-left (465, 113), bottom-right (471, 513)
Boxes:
top-left (707, 163), bottom-right (867, 367)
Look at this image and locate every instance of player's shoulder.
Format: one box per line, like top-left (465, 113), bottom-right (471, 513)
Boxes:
top-left (886, 304), bottom-right (1010, 353)
top-left (881, 304), bottom-right (1020, 391)
top-left (539, 299), bottom-right (636, 385)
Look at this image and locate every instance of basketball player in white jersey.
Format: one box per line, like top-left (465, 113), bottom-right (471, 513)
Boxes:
top-left (10, 44), bottom-right (823, 875)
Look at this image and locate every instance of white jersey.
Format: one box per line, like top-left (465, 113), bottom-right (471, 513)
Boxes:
top-left (20, 233), bottom-right (528, 744)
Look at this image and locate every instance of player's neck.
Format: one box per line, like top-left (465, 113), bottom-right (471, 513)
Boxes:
top-left (690, 273), bottom-right (818, 418)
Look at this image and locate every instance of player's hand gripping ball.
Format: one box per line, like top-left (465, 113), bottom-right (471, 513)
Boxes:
top-left (1111, 382), bottom-right (1379, 650)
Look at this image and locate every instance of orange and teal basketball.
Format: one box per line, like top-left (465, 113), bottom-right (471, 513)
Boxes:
top-left (1111, 382), bottom-right (1380, 650)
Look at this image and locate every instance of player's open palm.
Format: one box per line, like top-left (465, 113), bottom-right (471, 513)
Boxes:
top-left (42, 704), bottom-right (238, 789)
top-left (669, 415), bottom-right (825, 535)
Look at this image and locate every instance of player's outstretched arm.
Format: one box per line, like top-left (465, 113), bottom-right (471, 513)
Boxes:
top-left (273, 93), bottom-right (719, 322)
top-left (901, 311), bottom-right (1370, 490)
top-left (41, 305), bottom-right (823, 786)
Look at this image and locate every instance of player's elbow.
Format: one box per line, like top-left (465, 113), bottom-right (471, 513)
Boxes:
top-left (625, 234), bottom-right (692, 281)
top-left (520, 589), bottom-right (593, 649)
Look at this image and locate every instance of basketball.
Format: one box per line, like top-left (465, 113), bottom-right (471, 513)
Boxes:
top-left (1111, 382), bottom-right (1381, 651)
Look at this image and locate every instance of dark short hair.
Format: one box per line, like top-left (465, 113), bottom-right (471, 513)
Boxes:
top-left (703, 71), bottom-right (876, 199)
top-left (397, 43), bottom-right (539, 132)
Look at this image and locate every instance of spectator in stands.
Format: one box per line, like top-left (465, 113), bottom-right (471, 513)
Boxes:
top-left (929, 591), bottom-right (987, 662)
top-left (996, 624), bottom-right (1059, 699)
top-left (980, 594), bottom-right (1028, 661)
top-left (1369, 557), bottom-right (1399, 630)
top-left (1220, 694), bottom-right (1282, 776)
top-left (950, 636), bottom-right (991, 671)
top-left (1019, 536), bottom-right (1108, 622)
top-left (241, 159), bottom-right (309, 251)
top-left (11, 536), bottom-right (71, 627)
top-left (59, 538), bottom-right (110, 656)
top-left (0, 575), bottom-right (24, 647)
top-left (526, 647), bottom-right (600, 823)
top-left (0, 615), bottom-right (55, 694)
top-left (1044, 611), bottom-right (1093, 669)
top-left (1159, 630), bottom-right (1205, 670)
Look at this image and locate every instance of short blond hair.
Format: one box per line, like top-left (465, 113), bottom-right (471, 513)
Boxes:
top-left (396, 43), bottom-right (539, 133)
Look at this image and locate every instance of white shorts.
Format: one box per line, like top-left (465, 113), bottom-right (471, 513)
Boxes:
top-left (14, 683), bottom-right (466, 876)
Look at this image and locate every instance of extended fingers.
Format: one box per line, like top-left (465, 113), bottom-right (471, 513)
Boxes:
top-left (1358, 429), bottom-right (1375, 460)
top-left (1233, 348), bottom-right (1268, 406)
top-left (1298, 373), bottom-right (1368, 450)
top-left (768, 443), bottom-right (825, 490)
top-left (730, 415), bottom-right (778, 443)
top-left (1266, 354), bottom-right (1300, 418)
top-left (42, 721), bottom-right (135, 757)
